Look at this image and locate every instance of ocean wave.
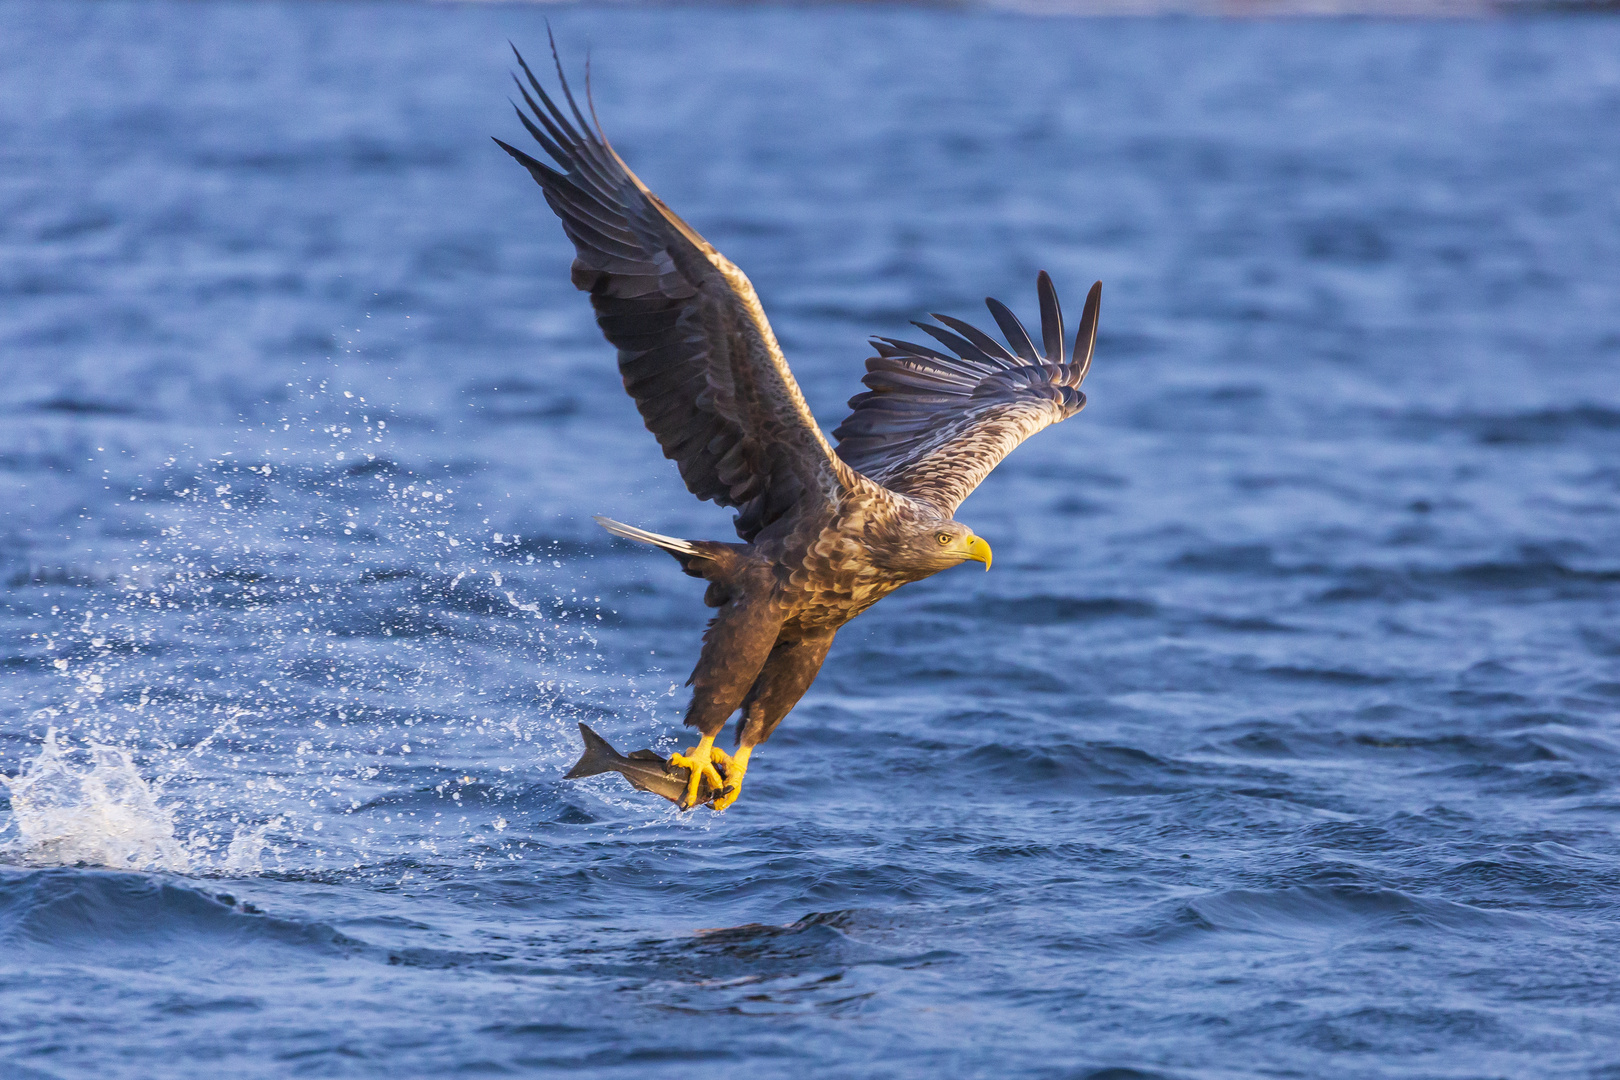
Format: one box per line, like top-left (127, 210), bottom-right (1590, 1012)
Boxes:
top-left (1119, 885), bottom-right (1534, 949)
top-left (0, 867), bottom-right (519, 972)
top-left (950, 740), bottom-right (1179, 794)
top-left (0, 868), bottom-right (358, 956)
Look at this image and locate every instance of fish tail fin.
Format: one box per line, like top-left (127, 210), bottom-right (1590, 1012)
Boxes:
top-left (593, 515), bottom-right (701, 558)
top-left (564, 722), bottom-right (621, 779)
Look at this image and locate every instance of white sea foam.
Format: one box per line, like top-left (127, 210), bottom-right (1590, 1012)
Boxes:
top-left (1, 729), bottom-right (192, 871)
top-left (0, 729), bottom-right (272, 875)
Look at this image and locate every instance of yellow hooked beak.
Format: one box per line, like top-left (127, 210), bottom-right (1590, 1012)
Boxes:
top-left (963, 535), bottom-right (993, 571)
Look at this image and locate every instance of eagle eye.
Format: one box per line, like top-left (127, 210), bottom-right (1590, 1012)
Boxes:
top-left (936, 533), bottom-right (951, 545)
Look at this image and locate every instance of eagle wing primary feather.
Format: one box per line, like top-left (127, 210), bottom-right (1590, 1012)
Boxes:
top-left (495, 40), bottom-right (858, 541)
top-left (833, 274), bottom-right (1100, 516)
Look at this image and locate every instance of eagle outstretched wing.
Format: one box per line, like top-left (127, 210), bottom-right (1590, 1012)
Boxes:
top-left (495, 43), bottom-right (858, 542)
top-left (833, 273), bottom-right (1100, 515)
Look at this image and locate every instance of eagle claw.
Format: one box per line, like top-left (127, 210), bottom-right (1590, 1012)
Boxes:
top-left (711, 746), bottom-right (751, 812)
top-left (669, 741), bottom-right (751, 811)
top-left (670, 739), bottom-right (726, 810)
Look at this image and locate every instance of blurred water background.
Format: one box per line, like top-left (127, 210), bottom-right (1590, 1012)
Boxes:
top-left (3, 2), bottom-right (1620, 1077)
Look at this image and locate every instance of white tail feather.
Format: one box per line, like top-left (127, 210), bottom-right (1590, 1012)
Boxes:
top-left (593, 516), bottom-right (700, 556)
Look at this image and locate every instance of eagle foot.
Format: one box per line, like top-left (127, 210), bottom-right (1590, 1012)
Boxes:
top-left (668, 740), bottom-right (752, 811)
top-left (711, 745), bottom-right (751, 812)
top-left (669, 736), bottom-right (726, 811)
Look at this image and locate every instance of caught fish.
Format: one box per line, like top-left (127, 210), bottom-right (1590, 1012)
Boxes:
top-left (563, 722), bottom-right (723, 809)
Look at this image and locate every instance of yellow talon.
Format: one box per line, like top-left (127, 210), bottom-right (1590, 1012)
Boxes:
top-left (668, 735), bottom-right (725, 810)
top-left (711, 745), bottom-right (752, 812)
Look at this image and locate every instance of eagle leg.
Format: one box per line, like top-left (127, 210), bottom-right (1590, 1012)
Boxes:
top-left (710, 629), bottom-right (836, 812)
top-left (675, 573), bottom-right (783, 810)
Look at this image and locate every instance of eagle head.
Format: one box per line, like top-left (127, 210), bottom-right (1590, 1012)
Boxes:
top-left (876, 517), bottom-right (992, 578)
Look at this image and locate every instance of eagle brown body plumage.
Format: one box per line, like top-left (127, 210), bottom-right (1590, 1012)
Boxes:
top-left (497, 41), bottom-right (1100, 810)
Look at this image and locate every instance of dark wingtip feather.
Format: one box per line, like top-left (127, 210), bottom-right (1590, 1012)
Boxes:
top-left (584, 49), bottom-right (610, 143)
top-left (1036, 271), bottom-right (1064, 364)
top-left (985, 297), bottom-right (1040, 362)
top-left (546, 25), bottom-right (593, 136)
top-left (931, 312), bottom-right (1018, 366)
top-left (913, 321), bottom-right (997, 367)
top-left (510, 43), bottom-right (544, 99)
top-left (1073, 280), bottom-right (1102, 383)
top-left (506, 92), bottom-right (567, 165)
top-left (493, 135), bottom-right (560, 183)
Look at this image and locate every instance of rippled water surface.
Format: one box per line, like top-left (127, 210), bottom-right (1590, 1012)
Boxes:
top-left (3, 3), bottom-right (1620, 1077)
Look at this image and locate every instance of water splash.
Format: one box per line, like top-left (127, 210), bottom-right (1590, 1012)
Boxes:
top-left (0, 729), bottom-right (277, 874)
top-left (2, 729), bottom-right (190, 872)
top-left (1, 382), bottom-right (669, 881)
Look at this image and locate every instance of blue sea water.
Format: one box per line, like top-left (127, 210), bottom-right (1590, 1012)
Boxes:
top-left (2, 2), bottom-right (1620, 1076)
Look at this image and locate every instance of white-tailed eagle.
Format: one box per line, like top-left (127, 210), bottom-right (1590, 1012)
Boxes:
top-left (496, 43), bottom-right (1099, 810)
